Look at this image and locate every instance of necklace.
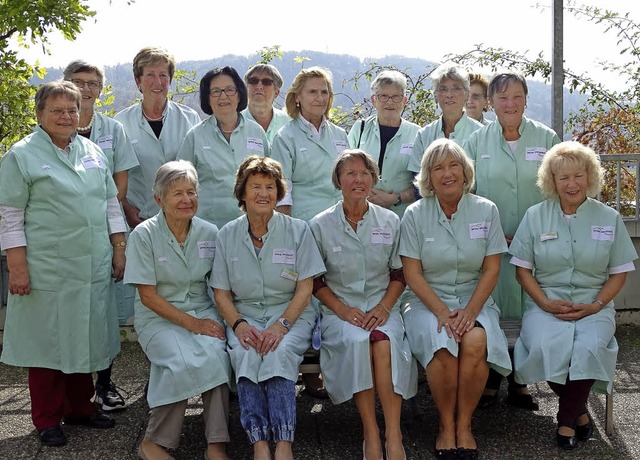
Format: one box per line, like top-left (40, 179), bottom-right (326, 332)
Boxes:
top-left (77, 112), bottom-right (96, 132)
top-left (248, 226), bottom-right (264, 243)
top-left (219, 119), bottom-right (239, 134)
top-left (142, 106), bottom-right (164, 122)
top-left (344, 214), bottom-right (361, 226)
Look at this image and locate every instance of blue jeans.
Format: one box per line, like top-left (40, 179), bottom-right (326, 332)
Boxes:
top-left (237, 376), bottom-right (296, 444)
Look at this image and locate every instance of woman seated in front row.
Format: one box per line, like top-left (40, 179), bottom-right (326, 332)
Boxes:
top-left (211, 156), bottom-right (325, 460)
top-left (400, 139), bottom-right (512, 460)
top-left (125, 160), bottom-right (232, 460)
top-left (510, 141), bottom-right (637, 449)
top-left (309, 150), bottom-right (417, 460)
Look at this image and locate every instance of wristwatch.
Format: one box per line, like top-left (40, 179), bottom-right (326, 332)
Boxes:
top-left (112, 240), bottom-right (126, 248)
top-left (393, 193), bottom-right (402, 206)
top-left (278, 317), bottom-right (291, 331)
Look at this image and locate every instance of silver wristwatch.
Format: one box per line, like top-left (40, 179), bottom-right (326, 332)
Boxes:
top-left (278, 317), bottom-right (291, 331)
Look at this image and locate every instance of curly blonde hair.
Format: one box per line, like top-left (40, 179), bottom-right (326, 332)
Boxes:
top-left (537, 141), bottom-right (603, 198)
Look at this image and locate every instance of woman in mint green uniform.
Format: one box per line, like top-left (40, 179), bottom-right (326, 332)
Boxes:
top-left (125, 160), bottom-right (232, 460)
top-left (178, 66), bottom-right (269, 229)
top-left (270, 66), bottom-right (349, 223)
top-left (407, 64), bottom-right (483, 175)
top-left (401, 139), bottom-right (510, 459)
top-left (509, 142), bottom-right (637, 449)
top-left (115, 46), bottom-right (200, 228)
top-left (465, 72), bottom-right (561, 409)
top-left (0, 81), bottom-right (126, 446)
top-left (212, 156), bottom-right (325, 460)
top-left (348, 70), bottom-right (420, 217)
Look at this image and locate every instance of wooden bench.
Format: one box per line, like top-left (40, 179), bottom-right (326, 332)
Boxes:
top-left (300, 319), bottom-right (614, 436)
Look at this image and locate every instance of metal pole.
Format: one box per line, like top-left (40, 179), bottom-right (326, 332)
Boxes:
top-left (552, 0), bottom-right (564, 138)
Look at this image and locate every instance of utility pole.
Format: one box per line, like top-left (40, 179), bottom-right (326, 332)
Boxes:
top-left (552, 0), bottom-right (564, 138)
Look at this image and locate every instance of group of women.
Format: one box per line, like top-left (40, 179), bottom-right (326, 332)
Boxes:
top-left (0, 45), bottom-right (635, 460)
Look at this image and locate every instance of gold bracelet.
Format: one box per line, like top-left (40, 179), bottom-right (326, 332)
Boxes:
top-left (379, 302), bottom-right (391, 315)
top-left (594, 299), bottom-right (605, 309)
top-left (112, 240), bottom-right (126, 248)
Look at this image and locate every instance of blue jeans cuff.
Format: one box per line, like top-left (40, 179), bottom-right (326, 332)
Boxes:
top-left (272, 424), bottom-right (295, 442)
top-left (247, 426), bottom-right (271, 444)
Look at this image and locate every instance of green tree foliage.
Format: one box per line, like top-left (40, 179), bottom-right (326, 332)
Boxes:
top-left (0, 0), bottom-right (95, 153)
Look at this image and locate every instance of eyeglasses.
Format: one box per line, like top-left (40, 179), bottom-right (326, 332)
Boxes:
top-left (69, 78), bottom-right (102, 90)
top-left (375, 94), bottom-right (404, 103)
top-left (247, 77), bottom-right (274, 87)
top-left (209, 87), bottom-right (238, 97)
top-left (436, 86), bottom-right (465, 95)
top-left (468, 94), bottom-right (486, 101)
top-left (47, 107), bottom-right (80, 118)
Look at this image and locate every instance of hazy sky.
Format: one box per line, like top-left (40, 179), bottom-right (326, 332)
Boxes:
top-left (13, 0), bottom-right (639, 89)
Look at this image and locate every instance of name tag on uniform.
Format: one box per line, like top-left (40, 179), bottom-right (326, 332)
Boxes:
top-left (281, 268), bottom-right (299, 281)
top-left (399, 143), bottom-right (413, 155)
top-left (81, 155), bottom-right (106, 170)
top-left (334, 140), bottom-right (348, 152)
top-left (425, 237), bottom-right (435, 242)
top-left (371, 226), bottom-right (393, 245)
top-left (203, 145), bottom-right (212, 150)
top-left (540, 231), bottom-right (558, 242)
top-left (481, 154), bottom-right (490, 159)
top-left (525, 147), bottom-right (547, 161)
top-left (197, 241), bottom-right (215, 259)
top-left (97, 135), bottom-right (113, 150)
top-left (247, 137), bottom-right (265, 153)
top-left (157, 256), bottom-right (167, 262)
top-left (592, 225), bottom-right (615, 241)
top-left (131, 139), bottom-right (138, 144)
top-left (272, 248), bottom-right (296, 264)
top-left (469, 221), bottom-right (491, 239)
top-left (332, 246), bottom-right (342, 252)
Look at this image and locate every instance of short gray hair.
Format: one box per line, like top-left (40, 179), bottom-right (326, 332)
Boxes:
top-left (371, 70), bottom-right (407, 95)
top-left (35, 80), bottom-right (81, 114)
top-left (332, 149), bottom-right (380, 189)
top-left (63, 59), bottom-right (106, 86)
top-left (153, 160), bottom-right (199, 199)
top-left (415, 139), bottom-right (474, 197)
top-left (488, 72), bottom-right (528, 100)
top-left (431, 64), bottom-right (469, 92)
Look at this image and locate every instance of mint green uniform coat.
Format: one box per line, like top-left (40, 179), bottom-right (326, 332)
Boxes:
top-left (125, 212), bottom-right (231, 408)
top-left (0, 127), bottom-right (119, 373)
top-left (115, 101), bottom-right (200, 220)
top-left (399, 194), bottom-right (511, 375)
top-left (308, 202), bottom-right (417, 404)
top-left (465, 116), bottom-right (561, 319)
top-left (407, 113), bottom-right (482, 173)
top-left (177, 114), bottom-right (269, 229)
top-left (210, 213), bottom-right (325, 383)
top-left (270, 118), bottom-right (349, 222)
top-left (242, 107), bottom-right (291, 144)
top-left (347, 116), bottom-right (420, 217)
top-left (509, 198), bottom-right (637, 393)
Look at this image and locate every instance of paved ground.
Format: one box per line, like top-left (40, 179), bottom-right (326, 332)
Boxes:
top-left (1, 325), bottom-right (639, 460)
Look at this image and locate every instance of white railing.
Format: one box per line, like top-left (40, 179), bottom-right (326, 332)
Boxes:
top-left (598, 154), bottom-right (640, 222)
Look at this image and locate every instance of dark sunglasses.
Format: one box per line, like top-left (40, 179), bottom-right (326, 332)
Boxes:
top-left (247, 77), bottom-right (274, 86)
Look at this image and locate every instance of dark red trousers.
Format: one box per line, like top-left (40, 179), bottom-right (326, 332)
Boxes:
top-left (28, 367), bottom-right (97, 430)
top-left (547, 378), bottom-right (595, 427)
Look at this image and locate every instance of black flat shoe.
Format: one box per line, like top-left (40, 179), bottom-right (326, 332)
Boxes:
top-left (38, 425), bottom-right (67, 447)
top-left (433, 448), bottom-right (457, 460)
top-left (64, 411), bottom-right (115, 429)
top-left (576, 413), bottom-right (594, 441)
top-left (477, 393), bottom-right (497, 409)
top-left (302, 386), bottom-right (329, 399)
top-left (457, 447), bottom-right (479, 460)
top-left (506, 392), bottom-right (539, 411)
top-left (556, 430), bottom-right (578, 450)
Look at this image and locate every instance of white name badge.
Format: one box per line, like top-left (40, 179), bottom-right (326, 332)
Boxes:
top-left (469, 221), bottom-right (491, 239)
top-left (41, 164), bottom-right (51, 170)
top-left (281, 268), bottom-right (299, 281)
top-left (131, 139), bottom-right (138, 144)
top-left (272, 248), bottom-right (296, 264)
top-left (425, 237), bottom-right (435, 242)
top-left (540, 231), bottom-right (558, 242)
top-left (371, 226), bottom-right (393, 245)
top-left (97, 135), bottom-right (113, 150)
top-left (334, 140), bottom-right (348, 152)
top-left (299, 147), bottom-right (307, 154)
top-left (157, 256), bottom-right (167, 262)
top-left (332, 246), bottom-right (342, 253)
top-left (525, 147), bottom-right (547, 161)
top-left (591, 225), bottom-right (615, 241)
top-left (399, 143), bottom-right (413, 155)
top-left (247, 137), bottom-right (265, 153)
top-left (197, 241), bottom-right (215, 259)
top-left (81, 155), bottom-right (106, 170)
top-left (203, 145), bottom-right (212, 150)
top-left (481, 154), bottom-right (490, 159)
